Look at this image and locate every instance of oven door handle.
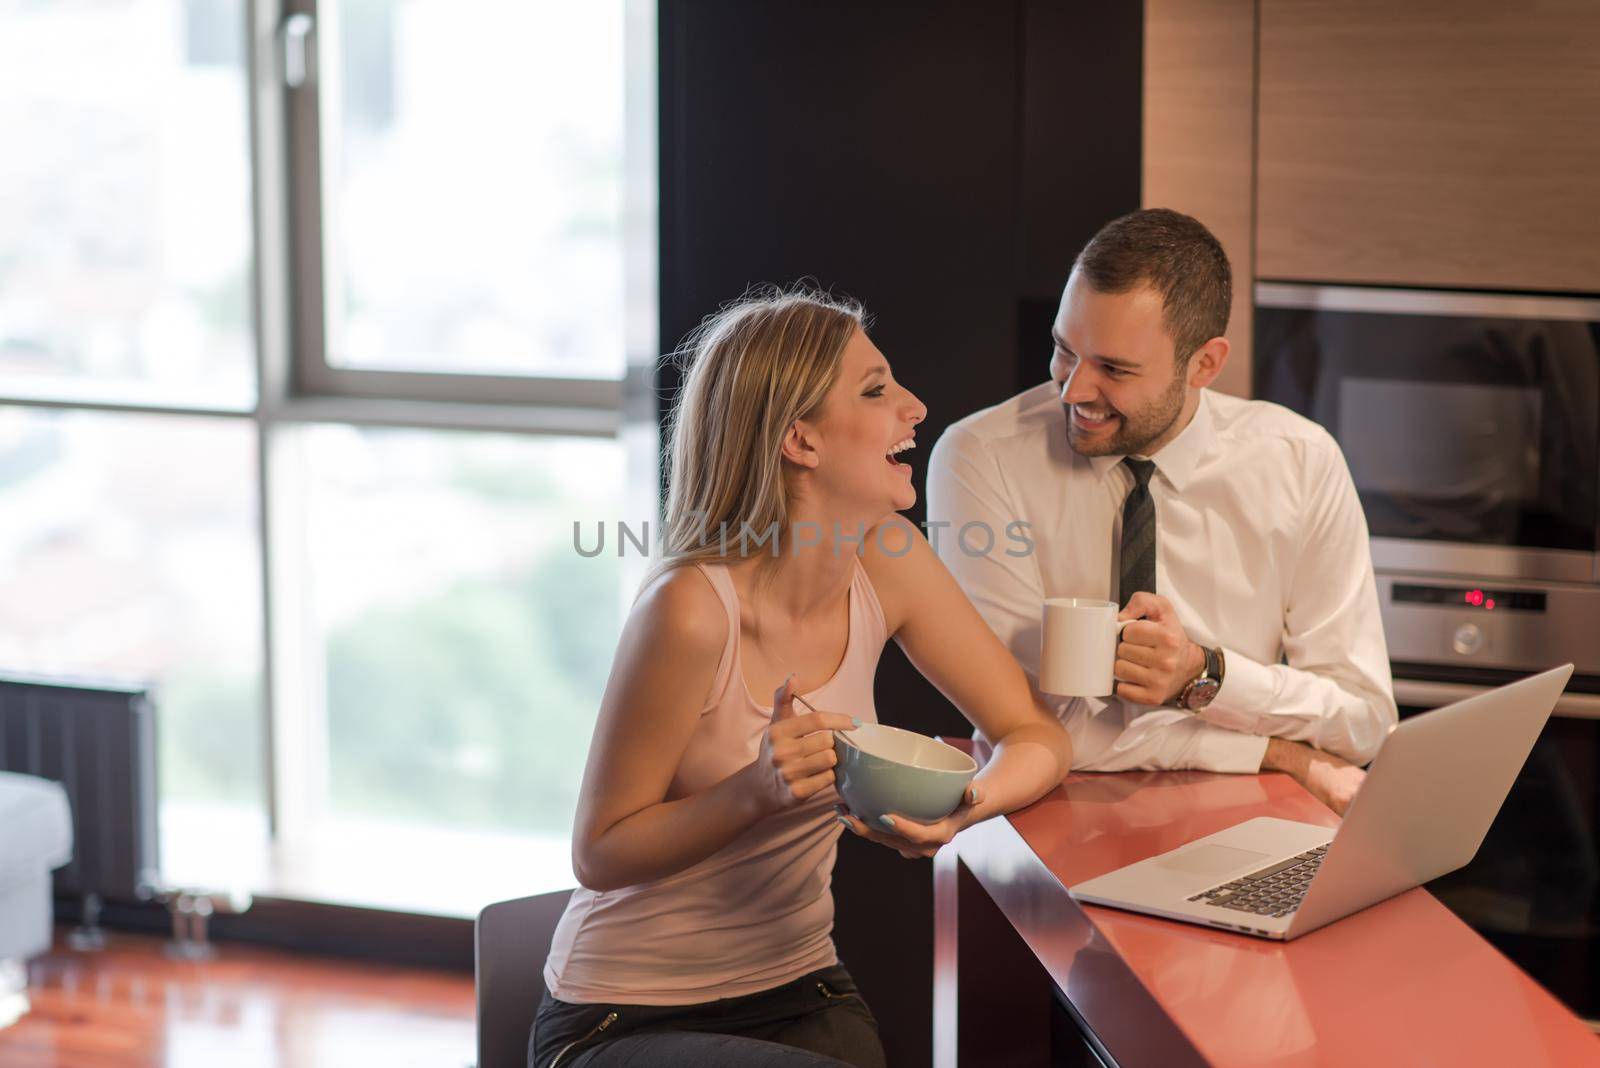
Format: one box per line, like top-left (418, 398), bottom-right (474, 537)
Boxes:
top-left (1393, 678), bottom-right (1600, 720)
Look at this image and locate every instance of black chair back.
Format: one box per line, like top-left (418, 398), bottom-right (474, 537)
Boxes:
top-left (475, 889), bottom-right (574, 1068)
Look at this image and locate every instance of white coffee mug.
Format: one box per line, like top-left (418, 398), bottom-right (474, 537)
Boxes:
top-left (1039, 597), bottom-right (1131, 697)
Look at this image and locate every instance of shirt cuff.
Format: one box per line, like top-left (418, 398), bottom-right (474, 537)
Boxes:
top-left (1197, 646), bottom-right (1276, 734)
top-left (1187, 725), bottom-right (1271, 774)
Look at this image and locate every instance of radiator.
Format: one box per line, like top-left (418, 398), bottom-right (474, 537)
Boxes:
top-left (0, 675), bottom-right (159, 906)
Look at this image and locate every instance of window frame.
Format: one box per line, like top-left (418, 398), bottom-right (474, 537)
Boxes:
top-left (255, 0), bottom-right (658, 856)
top-left (274, 0), bottom-right (634, 413)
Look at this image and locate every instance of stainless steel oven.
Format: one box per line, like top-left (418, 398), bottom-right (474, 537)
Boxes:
top-left (1256, 282), bottom-right (1600, 1026)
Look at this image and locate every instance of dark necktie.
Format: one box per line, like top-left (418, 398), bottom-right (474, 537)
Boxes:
top-left (1117, 458), bottom-right (1157, 608)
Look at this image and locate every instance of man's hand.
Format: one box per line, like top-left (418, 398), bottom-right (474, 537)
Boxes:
top-left (1262, 737), bottom-right (1366, 816)
top-left (1115, 592), bottom-right (1205, 706)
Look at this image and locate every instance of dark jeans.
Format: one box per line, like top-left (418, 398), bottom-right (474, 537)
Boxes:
top-left (529, 964), bottom-right (887, 1068)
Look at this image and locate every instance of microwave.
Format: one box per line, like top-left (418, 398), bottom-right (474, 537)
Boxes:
top-left (1253, 282), bottom-right (1600, 686)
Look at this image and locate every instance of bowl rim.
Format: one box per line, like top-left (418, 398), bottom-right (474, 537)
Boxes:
top-left (834, 722), bottom-right (977, 775)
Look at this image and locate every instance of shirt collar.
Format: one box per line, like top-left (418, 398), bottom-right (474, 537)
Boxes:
top-left (1084, 390), bottom-right (1214, 493)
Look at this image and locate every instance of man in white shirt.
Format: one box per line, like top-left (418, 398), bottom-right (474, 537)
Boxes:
top-left (926, 208), bottom-right (1396, 814)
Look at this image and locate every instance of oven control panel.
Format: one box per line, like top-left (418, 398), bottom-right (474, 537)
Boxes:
top-left (1378, 575), bottom-right (1600, 676)
top-left (1391, 583), bottom-right (1547, 613)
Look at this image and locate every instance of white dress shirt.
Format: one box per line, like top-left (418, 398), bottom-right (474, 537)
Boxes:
top-left (927, 384), bottom-right (1397, 772)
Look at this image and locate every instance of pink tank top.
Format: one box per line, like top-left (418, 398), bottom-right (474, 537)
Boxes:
top-left (544, 557), bottom-right (888, 1005)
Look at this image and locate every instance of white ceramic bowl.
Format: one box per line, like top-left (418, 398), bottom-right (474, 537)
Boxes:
top-left (833, 722), bottom-right (978, 823)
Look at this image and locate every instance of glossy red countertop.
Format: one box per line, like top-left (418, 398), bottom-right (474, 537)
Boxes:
top-left (954, 760), bottom-right (1600, 1066)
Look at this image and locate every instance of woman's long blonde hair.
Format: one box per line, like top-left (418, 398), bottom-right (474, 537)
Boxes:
top-left (655, 285), bottom-right (865, 579)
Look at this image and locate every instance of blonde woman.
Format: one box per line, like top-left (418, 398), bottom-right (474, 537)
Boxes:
top-left (534, 288), bottom-right (1072, 1068)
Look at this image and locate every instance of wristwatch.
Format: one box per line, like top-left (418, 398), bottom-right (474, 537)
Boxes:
top-left (1176, 645), bottom-right (1224, 711)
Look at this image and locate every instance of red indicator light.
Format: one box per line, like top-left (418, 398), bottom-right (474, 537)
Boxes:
top-left (1486, 598), bottom-right (1496, 610)
top-left (1467, 589), bottom-right (1484, 607)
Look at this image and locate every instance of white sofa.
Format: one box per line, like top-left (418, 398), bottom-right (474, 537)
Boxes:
top-left (0, 771), bottom-right (73, 1027)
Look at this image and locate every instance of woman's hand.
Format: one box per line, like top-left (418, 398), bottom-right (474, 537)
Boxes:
top-left (747, 675), bottom-right (859, 817)
top-left (835, 783), bottom-right (985, 859)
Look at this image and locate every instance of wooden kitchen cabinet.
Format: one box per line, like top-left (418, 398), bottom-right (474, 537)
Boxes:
top-left (1256, 0), bottom-right (1600, 294)
top-left (1144, 0), bottom-right (1257, 397)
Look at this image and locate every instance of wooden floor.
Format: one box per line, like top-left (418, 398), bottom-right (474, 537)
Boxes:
top-left (0, 928), bottom-right (476, 1068)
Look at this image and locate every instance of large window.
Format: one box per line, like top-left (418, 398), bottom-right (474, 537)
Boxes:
top-left (0, 0), bottom-right (656, 915)
top-left (0, 0), bottom-right (254, 407)
top-left (317, 2), bottom-right (628, 381)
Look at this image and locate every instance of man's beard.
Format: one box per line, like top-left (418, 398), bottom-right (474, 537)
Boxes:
top-left (1065, 371), bottom-right (1187, 457)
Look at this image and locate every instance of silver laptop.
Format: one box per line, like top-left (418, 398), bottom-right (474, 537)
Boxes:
top-left (1068, 664), bottom-right (1574, 940)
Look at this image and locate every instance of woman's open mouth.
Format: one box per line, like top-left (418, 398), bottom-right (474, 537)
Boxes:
top-left (886, 435), bottom-right (916, 468)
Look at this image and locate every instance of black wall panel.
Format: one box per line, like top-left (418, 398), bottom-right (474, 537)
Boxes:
top-left (659, 4), bottom-right (1141, 1061)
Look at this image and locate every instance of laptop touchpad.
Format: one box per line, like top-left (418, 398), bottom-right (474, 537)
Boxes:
top-left (1156, 844), bottom-right (1270, 877)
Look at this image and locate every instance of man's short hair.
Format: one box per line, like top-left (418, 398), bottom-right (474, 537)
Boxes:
top-left (1072, 208), bottom-right (1232, 367)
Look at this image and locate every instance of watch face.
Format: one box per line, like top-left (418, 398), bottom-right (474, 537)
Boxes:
top-left (1182, 678), bottom-right (1221, 711)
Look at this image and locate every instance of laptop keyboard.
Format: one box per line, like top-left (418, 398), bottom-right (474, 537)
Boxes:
top-left (1186, 844), bottom-right (1329, 919)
